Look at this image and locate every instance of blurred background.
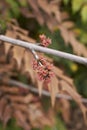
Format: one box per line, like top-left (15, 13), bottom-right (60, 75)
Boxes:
top-left (0, 0), bottom-right (87, 130)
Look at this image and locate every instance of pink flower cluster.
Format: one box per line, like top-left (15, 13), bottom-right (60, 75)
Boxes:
top-left (39, 34), bottom-right (51, 47)
top-left (32, 56), bottom-right (54, 83)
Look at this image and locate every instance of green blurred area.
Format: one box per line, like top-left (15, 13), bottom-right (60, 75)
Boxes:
top-left (0, 119), bottom-right (23, 130)
top-left (0, 0), bottom-right (87, 130)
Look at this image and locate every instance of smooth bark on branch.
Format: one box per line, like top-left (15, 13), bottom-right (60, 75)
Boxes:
top-left (0, 35), bottom-right (87, 65)
top-left (0, 76), bottom-right (87, 103)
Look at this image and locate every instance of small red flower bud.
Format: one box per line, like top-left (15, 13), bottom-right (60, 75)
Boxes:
top-left (32, 56), bottom-right (54, 84)
top-left (39, 34), bottom-right (46, 41)
top-left (39, 34), bottom-right (51, 47)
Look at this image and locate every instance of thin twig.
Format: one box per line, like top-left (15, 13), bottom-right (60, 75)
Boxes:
top-left (0, 35), bottom-right (87, 65)
top-left (3, 78), bottom-right (87, 103)
top-left (31, 49), bottom-right (39, 60)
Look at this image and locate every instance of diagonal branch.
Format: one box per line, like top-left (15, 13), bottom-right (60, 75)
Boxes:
top-left (1, 77), bottom-right (87, 103)
top-left (0, 35), bottom-right (87, 65)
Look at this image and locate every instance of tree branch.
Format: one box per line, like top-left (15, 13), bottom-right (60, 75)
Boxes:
top-left (0, 35), bottom-right (87, 65)
top-left (2, 77), bottom-right (87, 103)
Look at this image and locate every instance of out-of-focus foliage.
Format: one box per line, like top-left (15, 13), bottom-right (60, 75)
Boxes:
top-left (0, 0), bottom-right (87, 130)
top-left (0, 119), bottom-right (22, 130)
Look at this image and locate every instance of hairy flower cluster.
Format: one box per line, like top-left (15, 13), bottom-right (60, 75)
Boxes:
top-left (32, 56), bottom-right (54, 83)
top-left (39, 34), bottom-right (51, 47)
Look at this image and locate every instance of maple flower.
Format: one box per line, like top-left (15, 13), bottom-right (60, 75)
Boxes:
top-left (39, 34), bottom-right (51, 47)
top-left (32, 56), bottom-right (54, 84)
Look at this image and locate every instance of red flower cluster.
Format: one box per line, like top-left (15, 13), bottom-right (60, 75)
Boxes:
top-left (39, 34), bottom-right (51, 47)
top-left (32, 56), bottom-right (54, 83)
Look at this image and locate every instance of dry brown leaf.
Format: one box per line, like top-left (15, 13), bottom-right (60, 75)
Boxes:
top-left (14, 110), bottom-right (31, 130)
top-left (37, 80), bottom-right (43, 97)
top-left (28, 103), bottom-right (53, 128)
top-left (0, 64), bottom-right (13, 74)
top-left (0, 86), bottom-right (19, 94)
top-left (4, 30), bottom-right (16, 54)
top-left (27, 0), bottom-right (58, 30)
top-left (12, 46), bottom-right (25, 69)
top-left (59, 26), bottom-right (87, 57)
top-left (38, 0), bottom-right (61, 23)
top-left (35, 72), bottom-right (44, 96)
top-left (59, 23), bottom-right (87, 57)
top-left (48, 75), bottom-right (59, 106)
top-left (60, 80), bottom-right (87, 123)
top-left (69, 32), bottom-right (87, 57)
top-left (59, 25), bottom-right (69, 43)
top-left (53, 66), bottom-right (73, 85)
top-left (11, 103), bottom-right (28, 113)
top-left (2, 105), bottom-right (12, 127)
top-left (23, 51), bottom-right (36, 83)
top-left (62, 21), bottom-right (75, 29)
top-left (38, 0), bottom-right (52, 15)
top-left (24, 94), bottom-right (35, 103)
top-left (61, 12), bottom-right (69, 20)
top-left (28, 0), bottom-right (44, 25)
top-left (59, 99), bottom-right (71, 123)
top-left (50, 2), bottom-right (62, 23)
top-left (6, 95), bottom-right (26, 103)
top-left (0, 98), bottom-right (7, 120)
